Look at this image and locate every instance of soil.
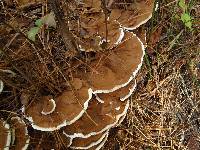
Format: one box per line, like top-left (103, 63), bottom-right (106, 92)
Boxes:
top-left (0, 0), bottom-right (199, 150)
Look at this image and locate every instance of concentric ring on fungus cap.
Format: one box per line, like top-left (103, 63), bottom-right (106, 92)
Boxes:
top-left (84, 31), bottom-right (145, 94)
top-left (24, 81), bottom-right (93, 131)
top-left (97, 79), bottom-right (137, 102)
top-left (109, 0), bottom-right (155, 30)
top-left (63, 95), bottom-right (130, 138)
top-left (41, 99), bottom-right (56, 115)
top-left (89, 132), bottom-right (109, 150)
top-left (0, 119), bottom-right (11, 150)
top-left (68, 131), bottom-right (109, 149)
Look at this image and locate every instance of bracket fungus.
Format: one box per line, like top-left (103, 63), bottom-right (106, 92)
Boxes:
top-left (69, 131), bottom-right (108, 149)
top-left (0, 117), bottom-right (29, 150)
top-left (89, 132), bottom-right (109, 150)
top-left (109, 0), bottom-right (155, 30)
top-left (76, 17), bottom-right (124, 51)
top-left (84, 32), bottom-right (145, 94)
top-left (98, 21), bottom-right (125, 49)
top-left (10, 117), bottom-right (30, 150)
top-left (63, 97), bottom-right (129, 139)
top-left (0, 119), bottom-right (11, 150)
top-left (97, 79), bottom-right (137, 103)
top-left (5, 0), bottom-right (155, 149)
top-left (24, 82), bottom-right (93, 131)
top-left (23, 31), bottom-right (144, 132)
top-left (70, 132), bottom-right (109, 150)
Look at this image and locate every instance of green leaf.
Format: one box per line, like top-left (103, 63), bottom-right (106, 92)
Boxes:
top-left (185, 21), bottom-right (192, 29)
top-left (181, 13), bottom-right (192, 22)
top-left (27, 27), bottom-right (40, 41)
top-left (181, 13), bottom-right (192, 29)
top-left (179, 0), bottom-right (187, 11)
top-left (35, 18), bottom-right (43, 27)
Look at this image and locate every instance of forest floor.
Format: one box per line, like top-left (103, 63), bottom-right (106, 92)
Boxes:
top-left (0, 0), bottom-right (199, 150)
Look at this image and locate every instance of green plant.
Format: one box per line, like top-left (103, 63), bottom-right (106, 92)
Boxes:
top-left (178, 0), bottom-right (193, 30)
top-left (27, 26), bottom-right (41, 41)
top-left (27, 12), bottom-right (56, 41)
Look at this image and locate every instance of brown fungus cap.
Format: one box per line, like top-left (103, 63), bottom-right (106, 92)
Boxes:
top-left (109, 0), bottom-right (155, 30)
top-left (77, 18), bottom-right (124, 52)
top-left (88, 132), bottom-right (109, 150)
top-left (24, 81), bottom-right (93, 131)
top-left (74, 12), bottom-right (105, 52)
top-left (70, 4), bottom-right (124, 52)
top-left (0, 120), bottom-right (11, 150)
top-left (78, 36), bottom-right (104, 52)
top-left (41, 98), bottom-right (56, 115)
top-left (69, 0), bottom-right (126, 52)
top-left (79, 12), bottom-right (105, 38)
top-left (98, 21), bottom-right (124, 49)
top-left (10, 117), bottom-right (30, 150)
top-left (59, 131), bottom-right (73, 148)
top-left (82, 0), bottom-right (102, 12)
top-left (69, 131), bottom-right (108, 149)
top-left (97, 79), bottom-right (136, 102)
top-left (63, 96), bottom-right (129, 138)
top-left (84, 31), bottom-right (144, 93)
top-left (68, 113), bottom-right (125, 149)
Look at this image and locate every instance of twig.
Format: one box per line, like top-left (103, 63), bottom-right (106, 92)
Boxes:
top-left (101, 0), bottom-right (109, 43)
top-left (48, 0), bottom-right (79, 53)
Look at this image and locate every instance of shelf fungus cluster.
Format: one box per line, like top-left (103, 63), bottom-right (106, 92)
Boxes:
top-left (0, 117), bottom-right (30, 150)
top-left (16, 0), bottom-right (155, 149)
